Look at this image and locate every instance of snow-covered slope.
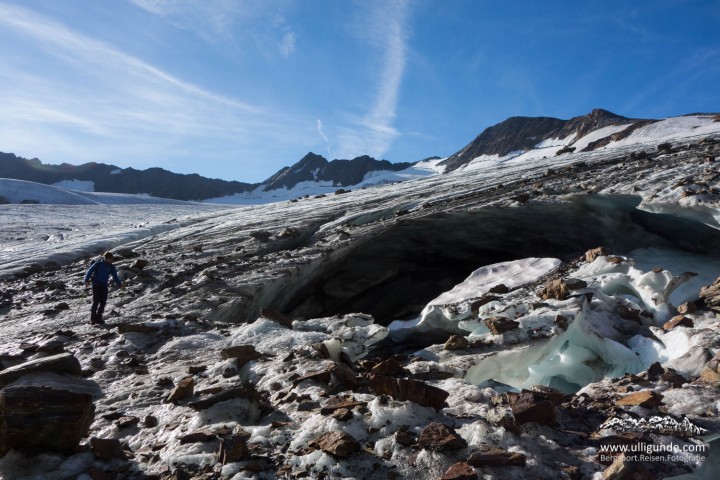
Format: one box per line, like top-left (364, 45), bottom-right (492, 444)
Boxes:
top-left (0, 178), bottom-right (204, 205)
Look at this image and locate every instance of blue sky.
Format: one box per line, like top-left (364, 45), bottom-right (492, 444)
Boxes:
top-left (1, 0), bottom-right (719, 183)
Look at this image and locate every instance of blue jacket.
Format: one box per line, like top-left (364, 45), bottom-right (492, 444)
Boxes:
top-left (84, 258), bottom-right (122, 287)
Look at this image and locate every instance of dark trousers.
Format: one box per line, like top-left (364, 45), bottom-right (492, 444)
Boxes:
top-left (91, 283), bottom-right (109, 322)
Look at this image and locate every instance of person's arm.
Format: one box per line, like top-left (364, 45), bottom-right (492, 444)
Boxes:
top-left (84, 262), bottom-right (97, 285)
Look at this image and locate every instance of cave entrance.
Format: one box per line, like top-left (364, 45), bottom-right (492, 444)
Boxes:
top-left (286, 195), bottom-right (720, 326)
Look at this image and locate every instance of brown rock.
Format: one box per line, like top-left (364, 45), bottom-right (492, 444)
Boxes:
top-left (498, 392), bottom-right (556, 425)
top-left (615, 390), bottom-right (663, 409)
top-left (395, 428), bottom-right (416, 446)
top-left (217, 435), bottom-right (249, 464)
top-left (586, 246), bottom-right (610, 263)
top-left (331, 408), bottom-right (353, 421)
top-left (187, 385), bottom-right (261, 411)
top-left (483, 317), bottom-right (520, 335)
top-left (488, 284), bottom-right (509, 294)
top-left (371, 358), bottom-right (407, 376)
top-left (90, 437), bottom-right (126, 460)
top-left (260, 308), bottom-right (294, 328)
top-left (308, 431), bottom-right (361, 457)
top-left (143, 415), bottom-right (159, 428)
top-left (368, 375), bottom-right (449, 410)
top-left (417, 422), bottom-right (467, 451)
top-left (441, 462), bottom-right (477, 480)
top-left (320, 396), bottom-right (366, 415)
top-left (0, 385), bottom-right (95, 455)
top-left (0, 353), bottom-right (82, 388)
top-left (167, 376), bottom-right (195, 402)
top-left (677, 302), bottom-right (697, 315)
top-left (115, 415), bottom-right (140, 429)
top-left (646, 362), bottom-right (665, 378)
top-left (603, 452), bottom-right (653, 480)
top-left (663, 315), bottom-right (694, 331)
top-left (554, 314), bottom-right (569, 330)
top-left (444, 335), bottom-right (469, 351)
top-left (540, 279), bottom-right (569, 301)
top-left (220, 345), bottom-right (262, 367)
top-left (467, 447), bottom-right (527, 467)
top-left (486, 406), bottom-right (521, 434)
top-left (470, 295), bottom-right (499, 313)
top-left (180, 428), bottom-right (216, 444)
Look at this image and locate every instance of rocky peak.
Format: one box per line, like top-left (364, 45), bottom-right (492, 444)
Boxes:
top-left (262, 153), bottom-right (413, 191)
top-left (440, 109), bottom-right (647, 173)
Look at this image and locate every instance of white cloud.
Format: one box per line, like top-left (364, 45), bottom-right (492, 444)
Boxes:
top-left (335, 0), bottom-right (410, 159)
top-left (316, 118), bottom-right (331, 157)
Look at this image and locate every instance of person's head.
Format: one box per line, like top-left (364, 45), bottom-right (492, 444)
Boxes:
top-left (103, 251), bottom-right (114, 263)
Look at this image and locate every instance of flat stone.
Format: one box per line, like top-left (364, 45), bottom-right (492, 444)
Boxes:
top-left (441, 462), bottom-right (477, 480)
top-left (540, 279), bottom-right (569, 300)
top-left (218, 434), bottom-right (249, 464)
top-left (187, 385), bottom-right (260, 411)
top-left (483, 317), bottom-right (520, 335)
top-left (368, 375), bottom-right (449, 410)
top-left (166, 376), bottom-right (195, 402)
top-left (220, 345), bottom-right (262, 368)
top-left (417, 422), bottom-right (467, 451)
top-left (371, 358), bottom-right (407, 376)
top-left (615, 390), bottom-right (663, 409)
top-left (468, 447), bottom-right (526, 467)
top-left (0, 353), bottom-right (82, 388)
top-left (308, 431), bottom-right (360, 457)
top-left (444, 335), bottom-right (469, 350)
top-left (179, 428), bottom-right (216, 444)
top-left (663, 315), bottom-right (694, 331)
top-left (497, 392), bottom-right (556, 425)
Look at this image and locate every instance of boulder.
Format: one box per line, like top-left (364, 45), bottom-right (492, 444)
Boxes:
top-left (444, 335), bottom-right (469, 351)
top-left (0, 385), bottom-right (94, 455)
top-left (368, 375), bottom-right (449, 410)
top-left (308, 431), bottom-right (360, 457)
top-left (0, 353), bottom-right (82, 388)
top-left (417, 422), bottom-right (467, 451)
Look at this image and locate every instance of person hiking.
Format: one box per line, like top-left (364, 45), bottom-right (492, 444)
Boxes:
top-left (83, 251), bottom-right (124, 325)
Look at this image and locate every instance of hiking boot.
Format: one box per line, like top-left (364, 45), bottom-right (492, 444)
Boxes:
top-left (90, 313), bottom-right (98, 324)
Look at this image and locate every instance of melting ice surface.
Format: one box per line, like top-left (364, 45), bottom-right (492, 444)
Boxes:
top-left (390, 249), bottom-right (720, 394)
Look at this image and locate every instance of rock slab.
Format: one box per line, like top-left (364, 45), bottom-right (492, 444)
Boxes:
top-left (1, 385), bottom-right (94, 455)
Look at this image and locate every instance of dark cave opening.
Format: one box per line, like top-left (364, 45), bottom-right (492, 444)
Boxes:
top-left (286, 195), bottom-right (720, 326)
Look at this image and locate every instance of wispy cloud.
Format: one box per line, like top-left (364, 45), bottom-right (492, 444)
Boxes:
top-left (0, 2), bottom-right (311, 180)
top-left (316, 118), bottom-right (331, 157)
top-left (335, 0), bottom-right (410, 159)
